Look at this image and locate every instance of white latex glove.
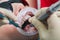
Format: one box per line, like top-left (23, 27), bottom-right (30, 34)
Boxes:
top-left (29, 7), bottom-right (60, 40)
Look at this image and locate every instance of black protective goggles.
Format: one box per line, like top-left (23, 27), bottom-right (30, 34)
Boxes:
top-left (0, 0), bottom-right (22, 12)
top-left (0, 1), bottom-right (13, 11)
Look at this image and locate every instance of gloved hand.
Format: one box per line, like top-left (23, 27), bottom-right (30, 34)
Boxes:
top-left (29, 7), bottom-right (60, 40)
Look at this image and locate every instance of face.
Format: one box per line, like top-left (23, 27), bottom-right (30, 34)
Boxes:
top-left (17, 11), bottom-right (37, 33)
top-left (17, 11), bottom-right (33, 27)
top-left (24, 12), bottom-right (37, 33)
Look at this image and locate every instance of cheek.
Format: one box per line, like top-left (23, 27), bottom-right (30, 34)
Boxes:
top-left (12, 3), bottom-right (25, 16)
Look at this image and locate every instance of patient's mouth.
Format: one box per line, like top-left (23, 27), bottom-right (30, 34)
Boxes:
top-left (21, 19), bottom-right (37, 33)
top-left (22, 20), bottom-right (30, 29)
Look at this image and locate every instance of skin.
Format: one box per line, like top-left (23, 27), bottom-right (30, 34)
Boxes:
top-left (0, 7), bottom-right (60, 40)
top-left (0, 2), bottom-right (38, 40)
top-left (17, 11), bottom-right (37, 33)
top-left (0, 24), bottom-right (21, 40)
top-left (11, 3), bottom-right (25, 16)
top-left (1, 0), bottom-right (60, 40)
top-left (1, 1), bottom-right (60, 39)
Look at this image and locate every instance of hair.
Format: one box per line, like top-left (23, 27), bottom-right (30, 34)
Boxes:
top-left (21, 0), bottom-right (29, 6)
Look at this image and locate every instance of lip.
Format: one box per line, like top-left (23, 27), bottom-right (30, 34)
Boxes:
top-left (16, 7), bottom-right (38, 34)
top-left (17, 7), bottom-right (37, 27)
top-left (16, 19), bottom-right (38, 36)
top-left (17, 27), bottom-right (38, 36)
